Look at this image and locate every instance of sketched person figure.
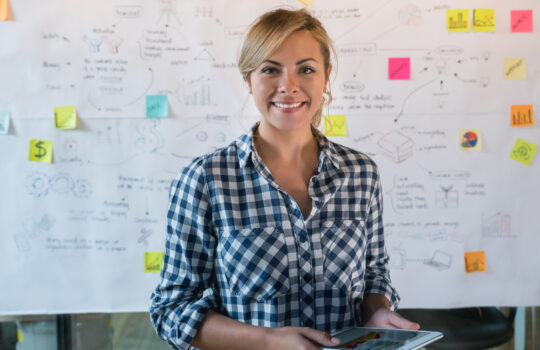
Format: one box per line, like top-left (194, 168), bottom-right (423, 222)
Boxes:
top-left (150, 8), bottom-right (419, 350)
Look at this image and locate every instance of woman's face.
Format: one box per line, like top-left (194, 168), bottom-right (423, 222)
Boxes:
top-left (247, 30), bottom-right (331, 132)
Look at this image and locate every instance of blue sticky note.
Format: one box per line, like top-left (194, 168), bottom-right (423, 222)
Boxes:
top-left (0, 111), bottom-right (10, 134)
top-left (146, 95), bottom-right (168, 118)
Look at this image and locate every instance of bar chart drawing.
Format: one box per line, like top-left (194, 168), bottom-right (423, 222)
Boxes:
top-left (448, 11), bottom-right (468, 31)
top-left (511, 105), bottom-right (534, 126)
top-left (181, 77), bottom-right (212, 106)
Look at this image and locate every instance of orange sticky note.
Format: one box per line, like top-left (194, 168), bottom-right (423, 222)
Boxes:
top-left (511, 105), bottom-right (534, 127)
top-left (0, 0), bottom-right (8, 21)
top-left (464, 251), bottom-right (486, 273)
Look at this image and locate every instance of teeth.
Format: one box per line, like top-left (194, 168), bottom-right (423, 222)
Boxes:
top-left (274, 102), bottom-right (302, 108)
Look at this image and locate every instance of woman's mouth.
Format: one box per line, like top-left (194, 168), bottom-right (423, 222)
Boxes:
top-left (270, 101), bottom-right (306, 113)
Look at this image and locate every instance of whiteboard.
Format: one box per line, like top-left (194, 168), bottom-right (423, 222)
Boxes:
top-left (1, 0), bottom-right (539, 315)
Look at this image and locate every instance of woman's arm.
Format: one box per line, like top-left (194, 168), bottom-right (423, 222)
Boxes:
top-left (192, 310), bottom-right (341, 350)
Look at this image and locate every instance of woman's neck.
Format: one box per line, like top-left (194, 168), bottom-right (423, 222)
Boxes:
top-left (254, 121), bottom-right (319, 164)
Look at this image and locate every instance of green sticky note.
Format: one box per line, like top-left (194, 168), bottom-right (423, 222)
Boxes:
top-left (29, 139), bottom-right (53, 163)
top-left (146, 95), bottom-right (168, 118)
top-left (324, 115), bottom-right (347, 137)
top-left (0, 111), bottom-right (10, 134)
top-left (144, 252), bottom-right (164, 273)
top-left (54, 106), bottom-right (77, 129)
top-left (509, 138), bottom-right (538, 166)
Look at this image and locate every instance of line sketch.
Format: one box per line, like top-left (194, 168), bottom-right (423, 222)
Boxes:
top-left (435, 185), bottom-right (458, 208)
top-left (377, 131), bottom-right (414, 163)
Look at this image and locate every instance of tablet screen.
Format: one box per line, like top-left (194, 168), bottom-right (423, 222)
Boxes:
top-left (321, 327), bottom-right (443, 350)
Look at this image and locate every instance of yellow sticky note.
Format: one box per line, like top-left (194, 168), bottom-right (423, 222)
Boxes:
top-left (459, 129), bottom-right (482, 151)
top-left (324, 115), bottom-right (347, 137)
top-left (17, 329), bottom-right (23, 343)
top-left (465, 251), bottom-right (486, 273)
top-left (145, 252), bottom-right (164, 273)
top-left (29, 139), bottom-right (53, 163)
top-left (297, 0), bottom-right (313, 7)
top-left (0, 0), bottom-right (8, 21)
top-left (511, 105), bottom-right (534, 127)
top-left (54, 106), bottom-right (77, 129)
top-left (504, 58), bottom-right (527, 80)
top-left (510, 138), bottom-right (538, 166)
top-left (447, 9), bottom-right (470, 32)
top-left (473, 9), bottom-right (495, 31)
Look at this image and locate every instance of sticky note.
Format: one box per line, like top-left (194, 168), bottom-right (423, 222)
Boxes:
top-left (511, 105), bottom-right (534, 127)
top-left (29, 139), bottom-right (53, 163)
top-left (504, 58), bottom-right (526, 80)
top-left (0, 0), bottom-right (8, 21)
top-left (465, 251), bottom-right (486, 273)
top-left (510, 138), bottom-right (538, 166)
top-left (447, 9), bottom-right (470, 32)
top-left (473, 9), bottom-right (495, 32)
top-left (324, 115), bottom-right (347, 137)
top-left (54, 106), bottom-right (77, 129)
top-left (0, 111), bottom-right (10, 135)
top-left (459, 129), bottom-right (482, 151)
top-left (388, 57), bottom-right (410, 80)
top-left (17, 329), bottom-right (23, 343)
top-left (144, 252), bottom-right (164, 273)
top-left (511, 10), bottom-right (533, 33)
top-left (296, 0), bottom-right (313, 7)
top-left (146, 95), bottom-right (168, 118)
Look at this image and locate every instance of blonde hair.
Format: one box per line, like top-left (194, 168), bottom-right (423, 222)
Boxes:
top-left (238, 8), bottom-right (336, 128)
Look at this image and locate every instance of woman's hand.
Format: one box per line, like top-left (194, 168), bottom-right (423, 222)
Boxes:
top-left (363, 308), bottom-right (420, 330)
top-left (265, 326), bottom-right (341, 350)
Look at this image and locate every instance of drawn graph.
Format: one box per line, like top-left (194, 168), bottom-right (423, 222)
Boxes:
top-left (448, 11), bottom-right (468, 31)
top-left (473, 10), bottom-right (495, 28)
top-left (482, 213), bottom-right (513, 238)
top-left (182, 77), bottom-right (212, 106)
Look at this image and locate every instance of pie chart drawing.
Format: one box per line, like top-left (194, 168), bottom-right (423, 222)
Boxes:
top-left (462, 131), bottom-right (478, 148)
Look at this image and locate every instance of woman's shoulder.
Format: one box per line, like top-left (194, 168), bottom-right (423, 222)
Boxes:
top-left (326, 139), bottom-right (379, 173)
top-left (176, 139), bottom-right (242, 179)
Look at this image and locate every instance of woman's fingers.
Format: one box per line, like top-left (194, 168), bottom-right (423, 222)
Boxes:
top-left (298, 327), bottom-right (341, 347)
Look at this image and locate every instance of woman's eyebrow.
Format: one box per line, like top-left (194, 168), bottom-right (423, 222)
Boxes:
top-left (262, 58), bottom-right (318, 66)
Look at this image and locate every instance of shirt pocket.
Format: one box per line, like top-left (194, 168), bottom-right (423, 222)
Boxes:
top-left (219, 226), bottom-right (290, 301)
top-left (321, 220), bottom-right (367, 293)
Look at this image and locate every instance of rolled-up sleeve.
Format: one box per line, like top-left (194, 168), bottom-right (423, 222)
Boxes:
top-left (150, 157), bottom-right (217, 350)
top-left (363, 168), bottom-right (400, 311)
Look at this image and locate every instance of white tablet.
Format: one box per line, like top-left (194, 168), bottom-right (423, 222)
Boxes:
top-left (321, 327), bottom-right (443, 350)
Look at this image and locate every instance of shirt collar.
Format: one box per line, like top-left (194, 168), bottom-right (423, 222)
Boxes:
top-left (237, 122), bottom-right (342, 170)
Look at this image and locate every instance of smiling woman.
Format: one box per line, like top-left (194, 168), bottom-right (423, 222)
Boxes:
top-left (149, 8), bottom-right (418, 350)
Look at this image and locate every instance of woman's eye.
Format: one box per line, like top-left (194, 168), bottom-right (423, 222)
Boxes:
top-left (301, 67), bottom-right (315, 74)
top-left (261, 67), bottom-right (278, 74)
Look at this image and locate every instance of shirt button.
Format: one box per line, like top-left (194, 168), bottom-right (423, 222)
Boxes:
top-left (303, 274), bottom-right (312, 283)
top-left (304, 319), bottom-right (314, 328)
top-left (298, 234), bottom-right (307, 243)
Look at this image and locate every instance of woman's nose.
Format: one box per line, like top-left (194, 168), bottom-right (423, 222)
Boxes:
top-left (278, 71), bottom-right (299, 94)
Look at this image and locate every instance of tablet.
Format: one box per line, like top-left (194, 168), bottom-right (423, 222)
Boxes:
top-left (320, 327), bottom-right (443, 350)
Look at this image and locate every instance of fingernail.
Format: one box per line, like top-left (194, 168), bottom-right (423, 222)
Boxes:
top-left (331, 337), bottom-right (340, 344)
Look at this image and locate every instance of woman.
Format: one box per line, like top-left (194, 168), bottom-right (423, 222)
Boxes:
top-left (150, 8), bottom-right (419, 350)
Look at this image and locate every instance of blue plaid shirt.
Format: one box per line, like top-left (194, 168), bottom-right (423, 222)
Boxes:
top-left (150, 122), bottom-right (399, 350)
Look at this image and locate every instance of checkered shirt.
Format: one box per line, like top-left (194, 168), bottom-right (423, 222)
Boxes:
top-left (149, 122), bottom-right (399, 350)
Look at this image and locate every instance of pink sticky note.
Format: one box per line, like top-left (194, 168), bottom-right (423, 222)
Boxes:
top-left (511, 10), bottom-right (533, 33)
top-left (389, 57), bottom-right (410, 80)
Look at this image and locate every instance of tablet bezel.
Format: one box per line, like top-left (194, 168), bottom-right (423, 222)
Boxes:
top-left (321, 327), bottom-right (443, 350)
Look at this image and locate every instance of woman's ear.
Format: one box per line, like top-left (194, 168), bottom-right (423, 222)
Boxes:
top-left (326, 64), bottom-right (333, 84)
top-left (244, 74), bottom-right (252, 94)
